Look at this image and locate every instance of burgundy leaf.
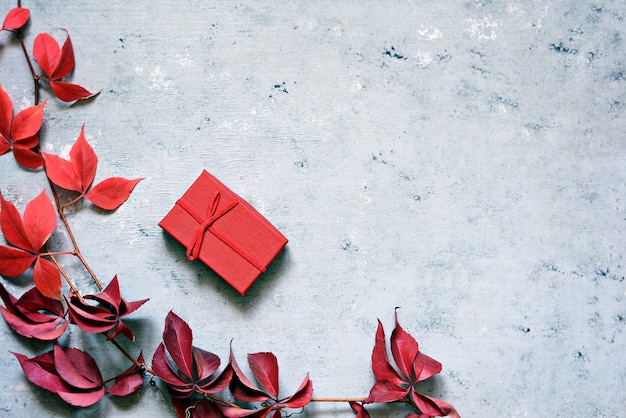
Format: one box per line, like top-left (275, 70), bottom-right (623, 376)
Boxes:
top-left (413, 351), bottom-right (443, 383)
top-left (219, 405), bottom-right (272, 418)
top-left (364, 312), bottom-right (457, 417)
top-left (0, 283), bottom-right (67, 340)
top-left (106, 353), bottom-right (145, 397)
top-left (2, 7), bottom-right (30, 30)
top-left (193, 346), bottom-right (220, 382)
top-left (281, 373), bottom-right (313, 409)
top-left (53, 344), bottom-right (102, 390)
top-left (151, 343), bottom-right (191, 392)
top-left (33, 257), bottom-right (62, 301)
top-left (12, 350), bottom-right (69, 394)
top-left (349, 401), bottom-right (371, 418)
top-left (228, 348), bottom-right (269, 403)
top-left (68, 275), bottom-right (147, 341)
top-left (390, 314), bottom-right (420, 379)
top-left (248, 352), bottom-right (280, 398)
top-left (0, 245), bottom-right (36, 277)
top-left (163, 311), bottom-right (194, 378)
top-left (57, 387), bottom-right (105, 407)
top-left (86, 177), bottom-right (142, 210)
top-left (369, 320), bottom-right (403, 385)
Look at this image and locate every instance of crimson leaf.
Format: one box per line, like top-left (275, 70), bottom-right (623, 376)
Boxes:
top-left (0, 283), bottom-right (68, 340)
top-left (2, 7), bottom-right (30, 30)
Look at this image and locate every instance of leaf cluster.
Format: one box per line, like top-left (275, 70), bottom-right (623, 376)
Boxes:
top-left (0, 5), bottom-right (459, 418)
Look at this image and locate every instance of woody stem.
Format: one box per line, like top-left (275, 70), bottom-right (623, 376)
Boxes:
top-left (44, 174), bottom-right (103, 291)
top-left (310, 397), bottom-right (367, 403)
top-left (44, 248), bottom-right (81, 298)
top-left (107, 335), bottom-right (152, 373)
top-left (14, 31), bottom-right (40, 105)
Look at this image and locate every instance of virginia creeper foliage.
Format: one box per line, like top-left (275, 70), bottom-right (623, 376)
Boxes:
top-left (0, 4), bottom-right (458, 417)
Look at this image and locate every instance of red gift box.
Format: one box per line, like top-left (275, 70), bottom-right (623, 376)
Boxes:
top-left (159, 170), bottom-right (288, 295)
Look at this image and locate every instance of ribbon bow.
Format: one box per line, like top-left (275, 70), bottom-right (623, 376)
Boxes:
top-left (176, 192), bottom-right (239, 261)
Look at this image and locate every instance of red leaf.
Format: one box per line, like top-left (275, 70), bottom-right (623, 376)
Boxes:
top-left (151, 343), bottom-right (190, 390)
top-left (23, 190), bottom-right (56, 251)
top-left (69, 125), bottom-right (97, 192)
top-left (193, 346), bottom-right (220, 382)
top-left (349, 401), bottom-right (371, 418)
top-left (0, 245), bottom-right (35, 276)
top-left (2, 7), bottom-right (30, 30)
top-left (53, 344), bottom-right (102, 390)
top-left (12, 350), bottom-right (68, 394)
top-left (42, 151), bottom-right (83, 192)
top-left (281, 374), bottom-right (313, 409)
top-left (11, 101), bottom-right (45, 141)
top-left (86, 177), bottom-right (142, 210)
top-left (0, 84), bottom-right (13, 139)
top-left (1, 307), bottom-right (67, 340)
top-left (57, 387), bottom-right (105, 407)
top-left (369, 320), bottom-right (403, 385)
top-left (228, 348), bottom-right (269, 403)
top-left (413, 351), bottom-right (443, 382)
top-left (0, 194), bottom-right (33, 251)
top-left (364, 379), bottom-right (407, 404)
top-left (107, 353), bottom-right (145, 397)
top-left (248, 352), bottom-right (280, 398)
top-left (162, 311), bottom-right (194, 379)
top-left (53, 30), bottom-right (75, 80)
top-left (219, 405), bottom-right (272, 418)
top-left (50, 81), bottom-right (99, 103)
top-left (390, 315), bottom-right (419, 379)
top-left (33, 257), bottom-right (62, 300)
top-left (0, 140), bottom-right (9, 155)
top-left (13, 148), bottom-right (44, 169)
top-left (33, 33), bottom-right (61, 79)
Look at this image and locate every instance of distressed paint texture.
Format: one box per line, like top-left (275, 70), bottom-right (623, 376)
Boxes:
top-left (0, 1), bottom-right (625, 417)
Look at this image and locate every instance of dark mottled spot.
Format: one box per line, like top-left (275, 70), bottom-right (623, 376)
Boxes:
top-left (550, 41), bottom-right (578, 54)
top-left (383, 46), bottom-right (407, 60)
top-left (519, 326), bottom-right (531, 333)
top-left (341, 239), bottom-right (359, 252)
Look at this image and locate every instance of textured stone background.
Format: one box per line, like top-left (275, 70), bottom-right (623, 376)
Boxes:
top-left (0, 1), bottom-right (625, 417)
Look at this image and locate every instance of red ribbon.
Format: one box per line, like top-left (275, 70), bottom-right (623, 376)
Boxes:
top-left (176, 192), bottom-right (239, 261)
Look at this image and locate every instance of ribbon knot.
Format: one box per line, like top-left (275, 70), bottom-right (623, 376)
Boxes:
top-left (176, 192), bottom-right (239, 261)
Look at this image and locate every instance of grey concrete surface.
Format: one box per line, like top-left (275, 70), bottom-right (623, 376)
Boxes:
top-left (0, 1), bottom-right (625, 417)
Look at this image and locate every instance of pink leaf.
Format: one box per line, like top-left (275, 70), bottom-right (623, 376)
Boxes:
top-left (2, 7), bottom-right (30, 30)
top-left (23, 190), bottom-right (56, 251)
top-left (248, 352), bottom-right (280, 398)
top-left (33, 257), bottom-right (62, 300)
top-left (50, 81), bottom-right (99, 102)
top-left (69, 125), bottom-right (97, 191)
top-left (0, 245), bottom-right (35, 276)
top-left (86, 177), bottom-right (142, 210)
